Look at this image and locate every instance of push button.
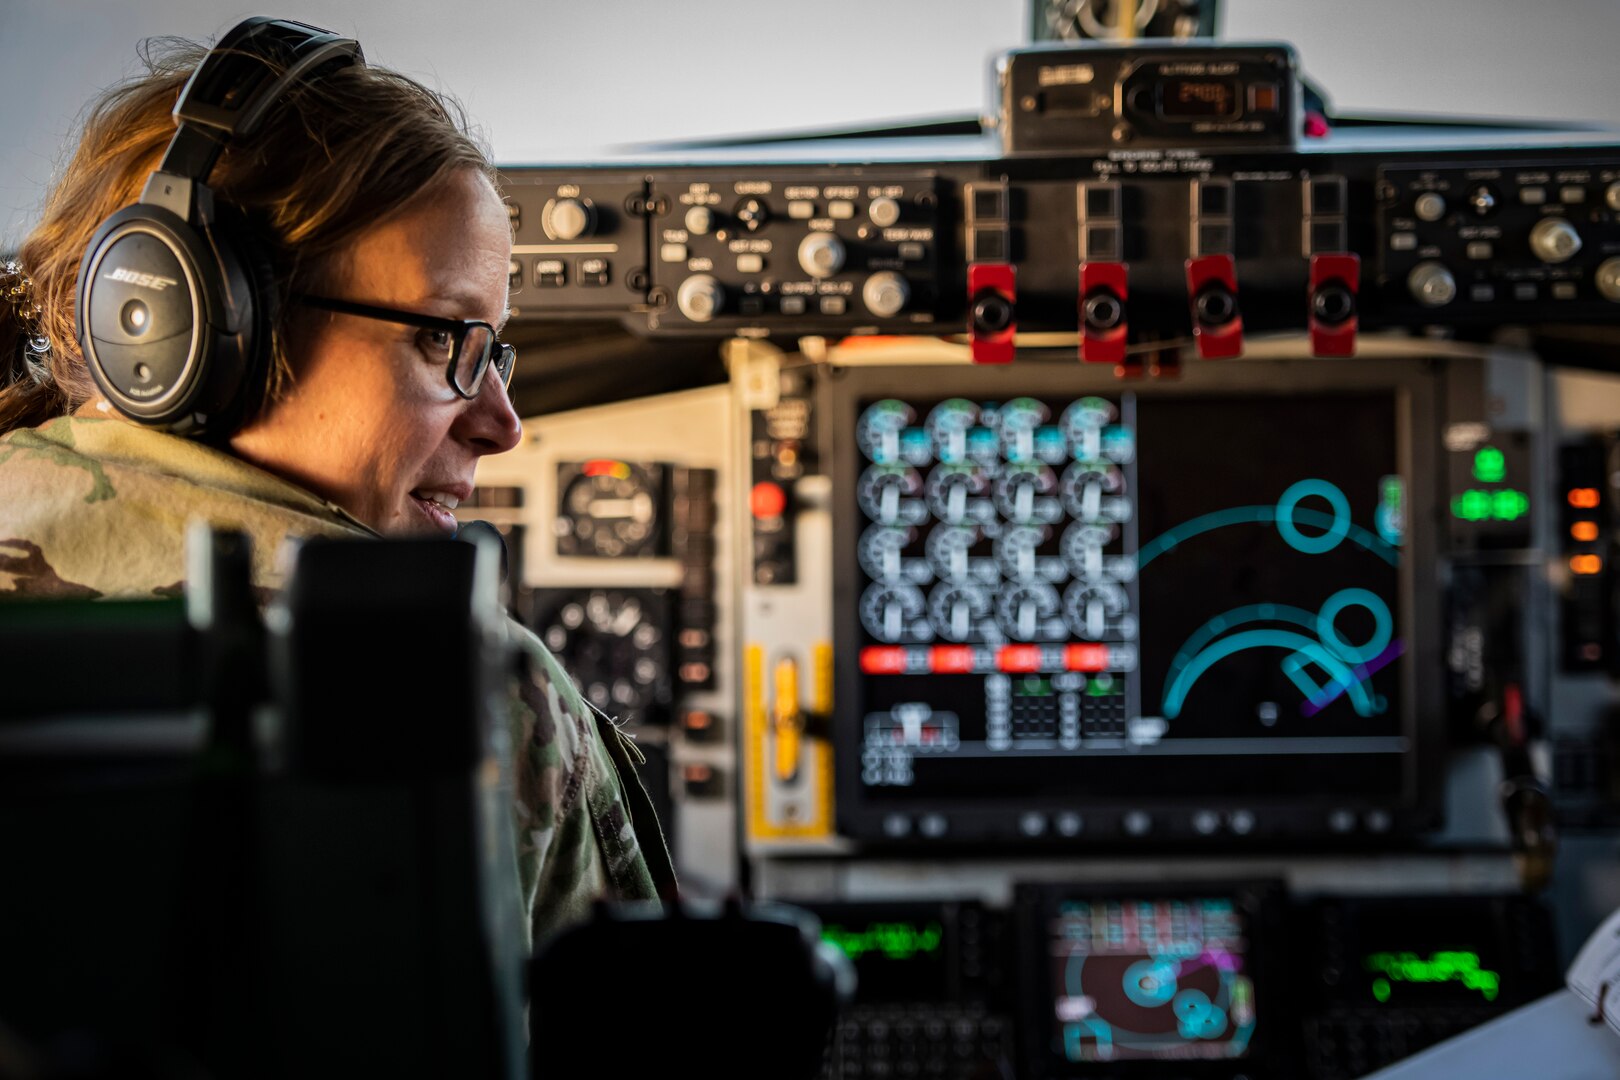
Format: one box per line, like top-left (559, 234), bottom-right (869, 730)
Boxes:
top-left (535, 258), bottom-right (566, 287)
top-left (577, 257), bottom-right (609, 286)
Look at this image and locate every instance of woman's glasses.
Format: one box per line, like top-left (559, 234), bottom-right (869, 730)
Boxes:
top-left (292, 294), bottom-right (516, 399)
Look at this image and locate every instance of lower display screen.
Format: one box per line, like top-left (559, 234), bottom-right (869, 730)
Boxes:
top-left (847, 389), bottom-right (1408, 814)
top-left (1046, 896), bottom-right (1258, 1062)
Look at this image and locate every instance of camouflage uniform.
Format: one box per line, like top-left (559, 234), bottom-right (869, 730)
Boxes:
top-left (0, 415), bottom-right (676, 950)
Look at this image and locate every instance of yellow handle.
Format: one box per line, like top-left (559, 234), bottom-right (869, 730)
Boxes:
top-left (773, 657), bottom-right (803, 783)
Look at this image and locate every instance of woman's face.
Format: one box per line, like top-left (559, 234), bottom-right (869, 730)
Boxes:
top-left (230, 168), bottom-right (522, 535)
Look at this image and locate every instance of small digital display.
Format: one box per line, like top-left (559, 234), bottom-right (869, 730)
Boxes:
top-left (1046, 896), bottom-right (1257, 1062)
top-left (819, 914), bottom-right (951, 1002)
top-left (1351, 906), bottom-right (1508, 1008)
top-left (1158, 78), bottom-right (1239, 120)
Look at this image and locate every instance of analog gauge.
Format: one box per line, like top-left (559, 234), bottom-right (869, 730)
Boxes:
top-left (926, 464), bottom-right (994, 525)
top-left (555, 460), bottom-right (665, 558)
top-left (860, 581), bottom-right (929, 643)
top-left (926, 525), bottom-right (996, 584)
top-left (1063, 580), bottom-right (1135, 641)
top-left (929, 582), bottom-right (994, 642)
top-left (857, 399), bottom-right (914, 464)
top-left (995, 525), bottom-right (1064, 583)
top-left (858, 525), bottom-right (919, 583)
top-left (1060, 462), bottom-right (1129, 522)
top-left (1061, 397), bottom-right (1119, 462)
top-left (996, 581), bottom-right (1063, 641)
top-left (533, 588), bottom-right (672, 725)
top-left (926, 398), bottom-right (979, 464)
top-left (857, 465), bottom-right (926, 526)
top-left (994, 463), bottom-right (1062, 524)
top-left (1061, 521), bottom-right (1135, 581)
top-left (999, 397), bottom-right (1050, 463)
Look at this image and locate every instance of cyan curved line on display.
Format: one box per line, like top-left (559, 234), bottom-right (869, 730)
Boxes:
top-left (1162, 629), bottom-right (1375, 719)
top-left (1066, 954), bottom-right (1087, 998)
top-left (1137, 506), bottom-right (1400, 569)
top-left (1166, 603), bottom-right (1320, 683)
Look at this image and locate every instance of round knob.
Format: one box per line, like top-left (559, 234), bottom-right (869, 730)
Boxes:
top-left (972, 293), bottom-right (1013, 335)
top-left (1596, 257), bottom-right (1620, 302)
top-left (1414, 192), bottom-right (1447, 222)
top-left (1467, 184), bottom-right (1498, 217)
top-left (1194, 287), bottom-right (1237, 326)
top-left (1607, 182), bottom-right (1620, 213)
top-left (676, 275), bottom-right (724, 322)
top-left (543, 197), bottom-right (594, 241)
top-left (862, 271), bottom-right (909, 317)
top-left (734, 198), bottom-right (768, 232)
top-left (868, 196), bottom-right (902, 229)
top-left (684, 205), bottom-right (714, 235)
top-left (798, 233), bottom-right (846, 279)
top-left (1530, 217), bottom-right (1583, 263)
top-left (1083, 290), bottom-right (1123, 331)
top-left (1407, 261), bottom-right (1457, 307)
top-left (1312, 284), bottom-right (1356, 324)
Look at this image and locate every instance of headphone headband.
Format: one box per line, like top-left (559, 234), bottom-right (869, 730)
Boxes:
top-left (160, 18), bottom-right (363, 183)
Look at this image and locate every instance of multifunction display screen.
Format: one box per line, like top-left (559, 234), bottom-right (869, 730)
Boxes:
top-left (1045, 896), bottom-right (1258, 1062)
top-left (850, 391), bottom-right (1406, 811)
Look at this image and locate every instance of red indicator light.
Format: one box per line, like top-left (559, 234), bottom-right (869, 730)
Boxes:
top-left (930, 645), bottom-right (975, 674)
top-left (1569, 488), bottom-right (1601, 509)
top-left (1573, 521), bottom-right (1601, 542)
top-left (1064, 643), bottom-right (1110, 672)
top-left (997, 645), bottom-right (1043, 673)
top-left (1571, 554), bottom-right (1603, 575)
top-left (860, 646), bottom-right (907, 675)
top-left (750, 481), bottom-right (787, 519)
top-left (583, 459), bottom-right (627, 478)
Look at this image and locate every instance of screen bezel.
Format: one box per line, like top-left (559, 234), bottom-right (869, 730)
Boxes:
top-left (827, 357), bottom-right (1444, 848)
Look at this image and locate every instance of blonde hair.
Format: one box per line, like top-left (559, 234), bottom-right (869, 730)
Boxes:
top-left (0, 34), bottom-right (494, 435)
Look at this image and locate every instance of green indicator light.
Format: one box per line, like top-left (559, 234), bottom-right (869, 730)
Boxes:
top-left (821, 921), bottom-right (945, 961)
top-left (1491, 489), bottom-right (1529, 522)
top-left (1451, 489), bottom-right (1493, 522)
top-left (1473, 446), bottom-right (1506, 483)
top-left (1363, 950), bottom-right (1501, 1003)
top-left (1382, 476), bottom-right (1404, 508)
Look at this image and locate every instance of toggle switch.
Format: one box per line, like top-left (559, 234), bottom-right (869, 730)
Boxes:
top-left (1308, 253), bottom-right (1360, 357)
top-left (1185, 254), bottom-right (1243, 359)
top-left (968, 263), bottom-right (1016, 364)
top-left (1079, 262), bottom-right (1128, 367)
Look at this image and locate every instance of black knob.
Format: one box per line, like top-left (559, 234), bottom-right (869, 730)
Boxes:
top-left (1082, 289), bottom-right (1124, 331)
top-left (1312, 283), bottom-right (1356, 324)
top-left (971, 292), bottom-right (1013, 335)
top-left (1193, 286), bottom-right (1237, 327)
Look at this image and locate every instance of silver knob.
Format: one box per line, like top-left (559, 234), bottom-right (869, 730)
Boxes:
top-left (1414, 192), bottom-right (1447, 222)
top-left (1530, 216), bottom-right (1582, 263)
top-left (1596, 257), bottom-right (1620, 302)
top-left (868, 196), bottom-right (902, 228)
top-left (542, 197), bottom-right (594, 241)
top-left (684, 205), bottom-right (714, 235)
top-left (862, 271), bottom-right (909, 317)
top-left (1607, 182), bottom-right (1620, 212)
top-left (798, 233), bottom-right (846, 279)
top-left (1407, 261), bottom-right (1457, 307)
top-left (676, 275), bottom-right (724, 322)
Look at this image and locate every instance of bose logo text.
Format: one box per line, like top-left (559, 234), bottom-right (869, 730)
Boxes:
top-left (105, 267), bottom-right (179, 291)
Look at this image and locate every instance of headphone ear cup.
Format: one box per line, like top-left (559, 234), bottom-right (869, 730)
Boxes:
top-left (207, 204), bottom-right (278, 433)
top-left (77, 199), bottom-right (264, 440)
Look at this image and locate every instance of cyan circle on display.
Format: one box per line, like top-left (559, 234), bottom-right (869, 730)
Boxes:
top-left (1123, 958), bottom-right (1179, 1007)
top-left (1275, 479), bottom-right (1351, 554)
top-left (1316, 587), bottom-right (1394, 664)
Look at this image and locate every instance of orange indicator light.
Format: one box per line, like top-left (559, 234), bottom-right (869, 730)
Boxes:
top-left (1572, 521), bottom-right (1601, 542)
top-left (1571, 554), bottom-right (1603, 575)
top-left (1569, 488), bottom-right (1601, 509)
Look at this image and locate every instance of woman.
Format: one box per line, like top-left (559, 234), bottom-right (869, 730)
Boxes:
top-left (0, 22), bottom-right (673, 948)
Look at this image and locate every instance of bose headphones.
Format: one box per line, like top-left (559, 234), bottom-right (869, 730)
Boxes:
top-left (75, 17), bottom-right (363, 440)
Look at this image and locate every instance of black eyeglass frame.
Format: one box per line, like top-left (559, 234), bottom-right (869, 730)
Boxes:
top-left (292, 293), bottom-right (516, 400)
